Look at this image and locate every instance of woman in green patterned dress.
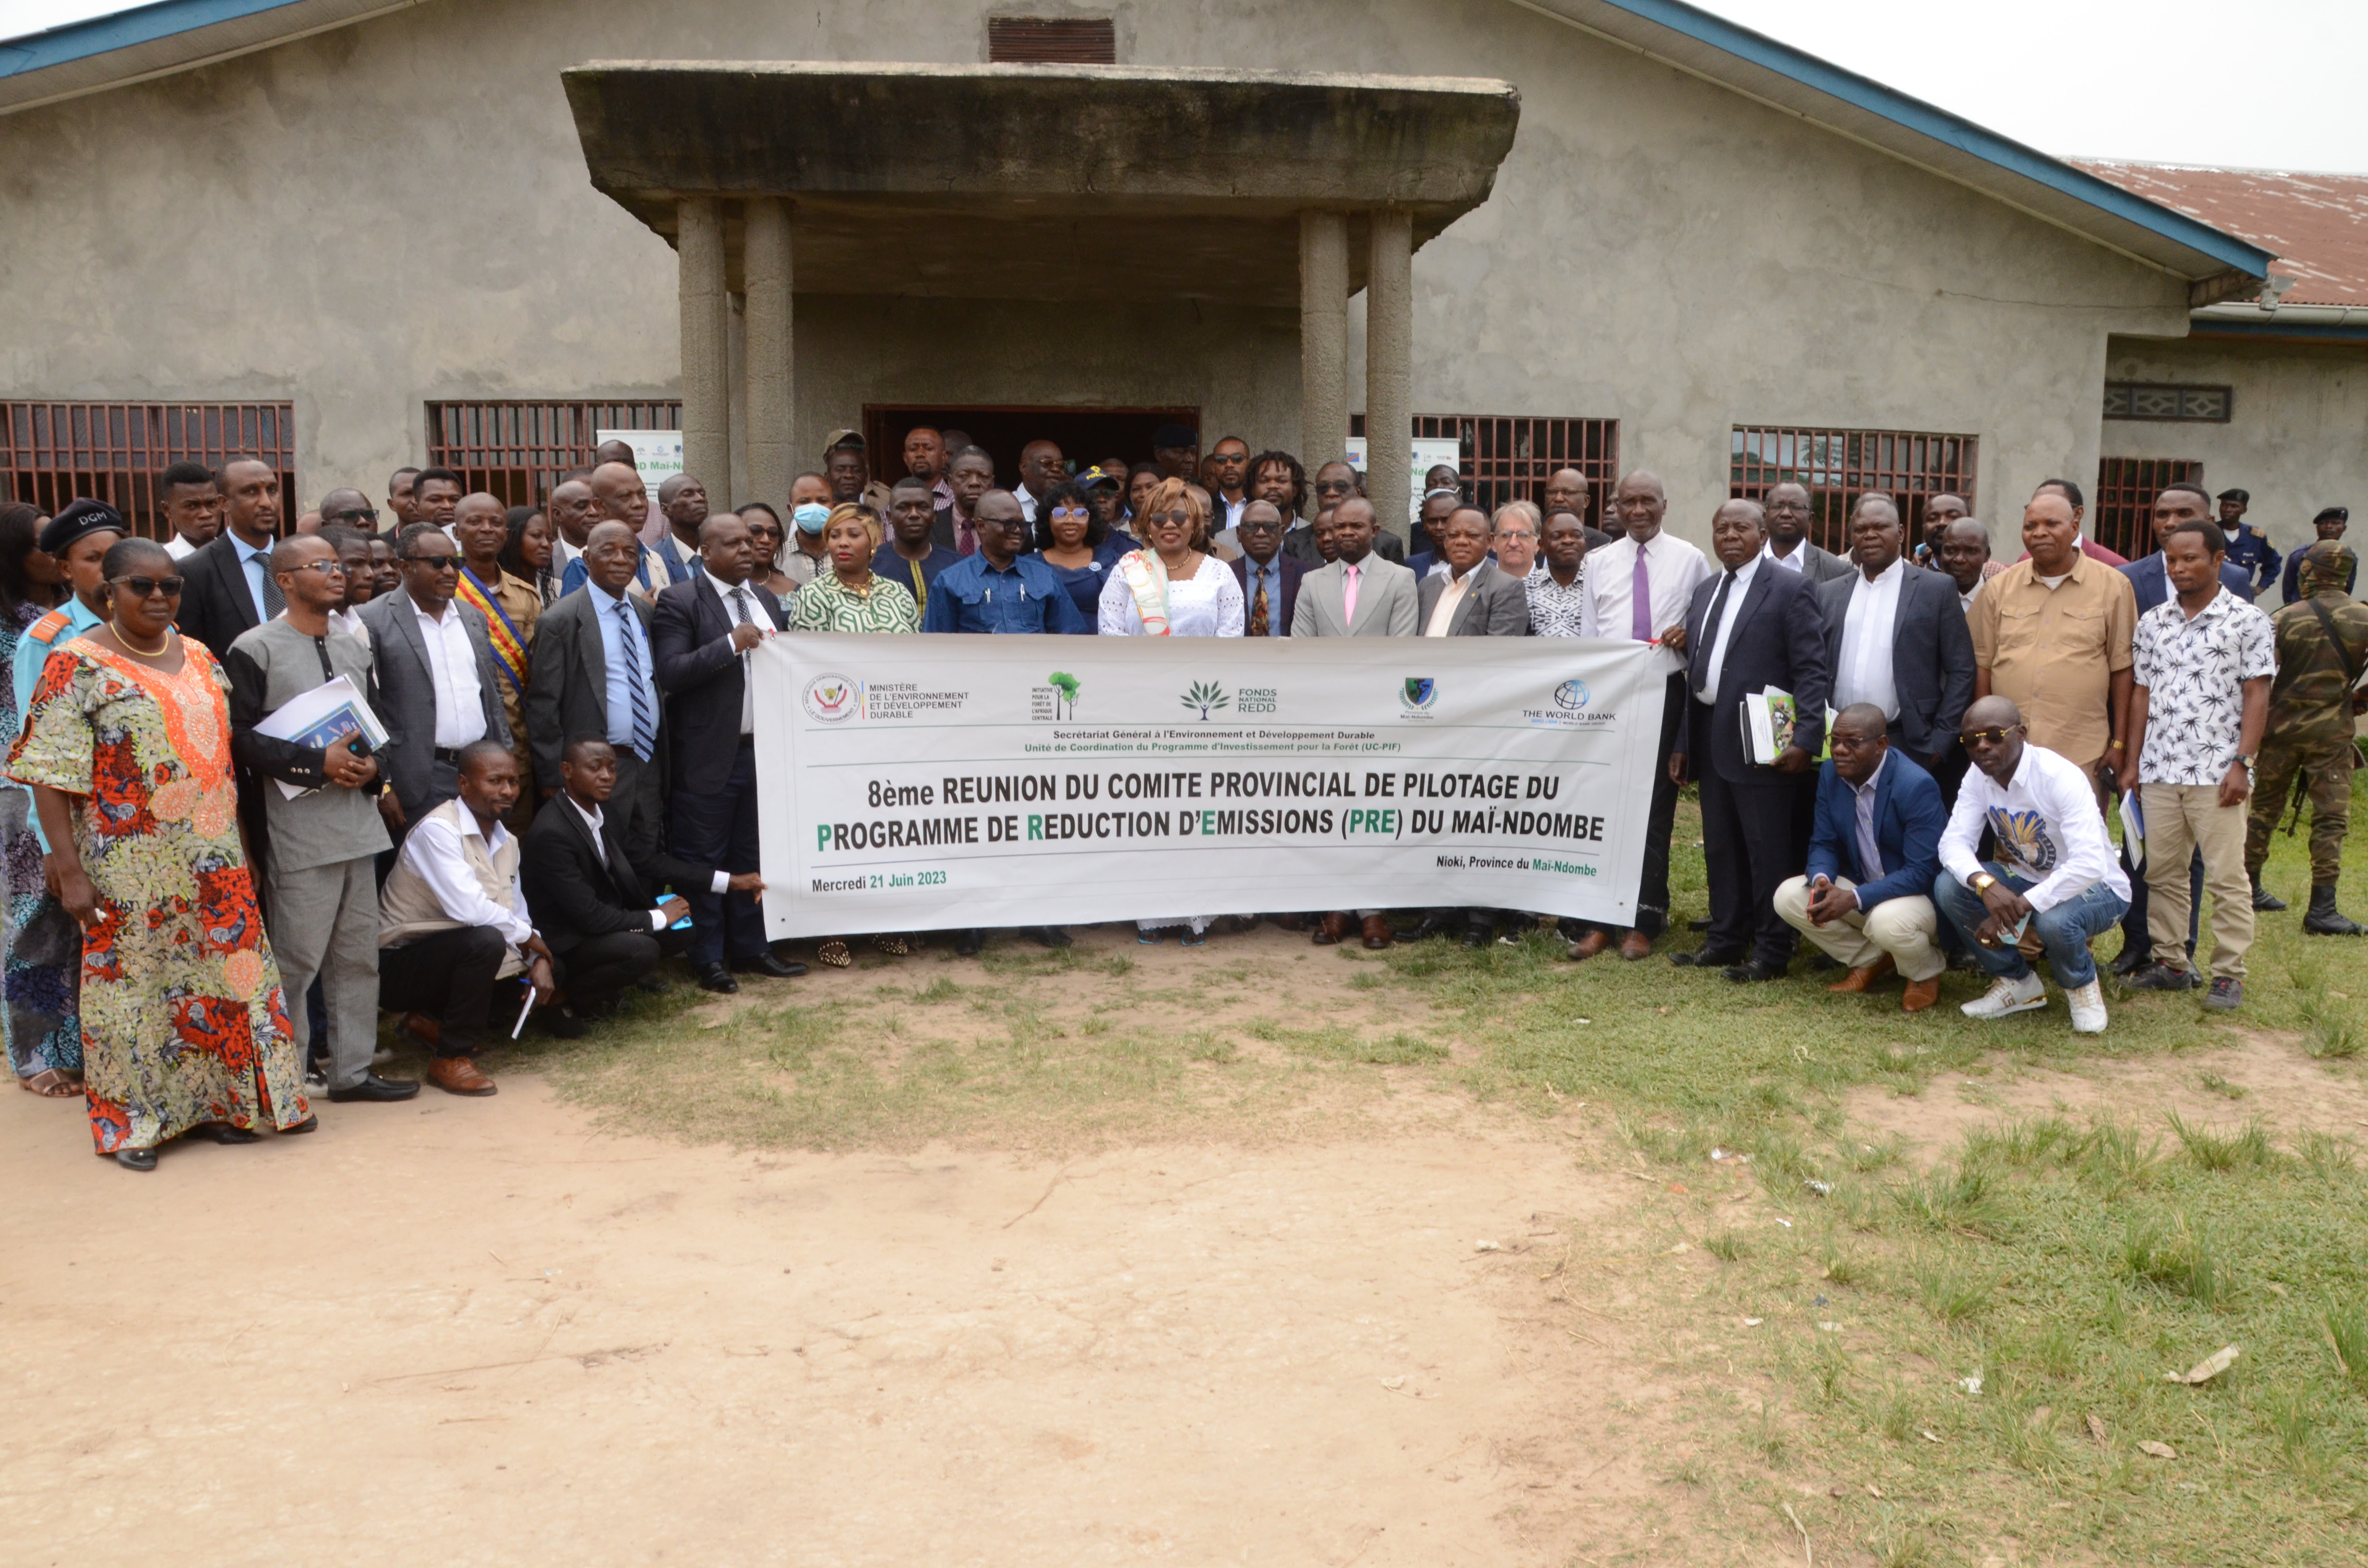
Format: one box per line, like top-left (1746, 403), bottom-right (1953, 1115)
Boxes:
top-left (786, 505), bottom-right (919, 967)
top-left (11, 537), bottom-right (310, 1170)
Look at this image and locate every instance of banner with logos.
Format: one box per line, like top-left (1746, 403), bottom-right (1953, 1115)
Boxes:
top-left (752, 634), bottom-right (1669, 938)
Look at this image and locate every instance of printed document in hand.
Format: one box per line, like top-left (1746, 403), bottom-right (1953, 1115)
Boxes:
top-left (1739, 687), bottom-right (1798, 765)
top-left (251, 675), bottom-right (391, 799)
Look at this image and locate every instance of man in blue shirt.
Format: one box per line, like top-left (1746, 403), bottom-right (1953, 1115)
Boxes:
top-left (921, 490), bottom-right (1091, 635)
top-left (2217, 489), bottom-right (2280, 597)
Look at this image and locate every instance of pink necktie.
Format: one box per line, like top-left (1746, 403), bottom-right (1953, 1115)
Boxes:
top-left (1342, 562), bottom-right (1361, 628)
top-left (1629, 544), bottom-right (1653, 641)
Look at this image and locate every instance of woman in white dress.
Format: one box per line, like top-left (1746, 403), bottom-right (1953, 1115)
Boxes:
top-left (1098, 478), bottom-right (1246, 945)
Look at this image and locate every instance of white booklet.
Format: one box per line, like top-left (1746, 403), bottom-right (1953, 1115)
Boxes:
top-left (249, 675), bottom-right (392, 800)
top-left (1738, 687), bottom-right (1798, 765)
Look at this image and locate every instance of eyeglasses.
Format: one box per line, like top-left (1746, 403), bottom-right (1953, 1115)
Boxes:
top-left (110, 574), bottom-right (185, 599)
top-left (404, 553), bottom-right (462, 570)
top-left (1961, 727), bottom-right (2018, 747)
top-left (1313, 479), bottom-right (1355, 494)
top-left (283, 559), bottom-right (346, 576)
top-left (327, 507), bottom-right (379, 524)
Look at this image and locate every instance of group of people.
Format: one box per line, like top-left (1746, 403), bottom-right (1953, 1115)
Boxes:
top-left (1, 420), bottom-right (2359, 1171)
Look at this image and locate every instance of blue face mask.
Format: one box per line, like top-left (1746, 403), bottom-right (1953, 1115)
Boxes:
top-left (793, 503), bottom-right (831, 536)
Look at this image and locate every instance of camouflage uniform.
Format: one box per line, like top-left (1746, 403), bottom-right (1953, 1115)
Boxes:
top-left (2245, 543), bottom-right (2366, 894)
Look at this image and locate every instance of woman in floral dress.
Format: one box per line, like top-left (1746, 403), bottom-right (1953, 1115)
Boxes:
top-left (11, 537), bottom-right (310, 1170)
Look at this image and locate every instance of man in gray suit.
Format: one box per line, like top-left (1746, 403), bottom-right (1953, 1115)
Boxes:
top-left (526, 519), bottom-right (668, 869)
top-left (1290, 496), bottom-right (1418, 641)
top-left (359, 524), bottom-right (511, 834)
top-left (1764, 482), bottom-right (1856, 584)
top-left (1416, 505), bottom-right (1531, 638)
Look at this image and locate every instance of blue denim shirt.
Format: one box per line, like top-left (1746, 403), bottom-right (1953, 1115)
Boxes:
top-left (9, 595), bottom-right (104, 852)
top-left (921, 552), bottom-right (1092, 635)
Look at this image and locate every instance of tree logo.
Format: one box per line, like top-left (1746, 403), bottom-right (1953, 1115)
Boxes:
top-left (1046, 671), bottom-right (1081, 718)
top-left (1180, 679), bottom-right (1230, 720)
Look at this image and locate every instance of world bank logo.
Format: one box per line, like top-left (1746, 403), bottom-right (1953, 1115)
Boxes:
top-left (1400, 677), bottom-right (1438, 711)
top-left (1554, 678), bottom-right (1592, 710)
top-left (802, 674), bottom-right (861, 723)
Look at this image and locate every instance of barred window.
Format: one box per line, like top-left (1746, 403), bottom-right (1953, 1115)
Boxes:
top-left (1729, 425), bottom-right (1978, 554)
top-left (2094, 456), bottom-right (2203, 562)
top-left (426, 401), bottom-right (682, 510)
top-left (2104, 382), bottom-right (2231, 423)
top-left (1350, 414), bottom-right (1621, 531)
top-left (987, 17), bottom-right (1116, 63)
top-left (1, 401), bottom-right (295, 540)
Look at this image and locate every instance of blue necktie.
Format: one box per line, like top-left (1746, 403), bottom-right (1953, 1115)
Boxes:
top-left (614, 597), bottom-right (656, 762)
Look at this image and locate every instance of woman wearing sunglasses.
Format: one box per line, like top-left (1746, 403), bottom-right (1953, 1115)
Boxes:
top-left (1033, 480), bottom-right (1127, 628)
top-left (10, 535), bottom-right (312, 1169)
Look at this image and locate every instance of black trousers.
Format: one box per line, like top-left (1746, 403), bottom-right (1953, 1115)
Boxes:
top-left (1622, 673), bottom-right (1690, 936)
top-left (1694, 708), bottom-right (1809, 964)
top-left (2120, 834), bottom-right (2202, 956)
top-left (379, 925), bottom-right (507, 1058)
top-left (557, 926), bottom-right (692, 1014)
top-left (670, 738), bottom-right (765, 965)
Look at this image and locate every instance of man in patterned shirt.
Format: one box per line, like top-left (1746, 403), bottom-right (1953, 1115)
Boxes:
top-left (2120, 518), bottom-right (2276, 1009)
top-left (1526, 510), bottom-right (1591, 636)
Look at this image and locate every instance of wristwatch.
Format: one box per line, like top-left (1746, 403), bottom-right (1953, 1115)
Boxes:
top-left (1969, 872), bottom-right (1998, 894)
top-left (2234, 752), bottom-right (2256, 767)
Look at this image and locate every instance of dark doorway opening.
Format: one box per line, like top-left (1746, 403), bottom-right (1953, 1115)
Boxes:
top-left (862, 405), bottom-right (1200, 491)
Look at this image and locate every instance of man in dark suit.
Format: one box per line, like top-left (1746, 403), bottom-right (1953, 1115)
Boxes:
top-left (2121, 481), bottom-right (2254, 615)
top-left (1671, 497), bottom-right (1832, 981)
top-left (173, 454), bottom-right (283, 656)
top-left (523, 737), bottom-right (771, 1024)
top-left (1814, 492), bottom-right (1975, 774)
top-left (1415, 505), bottom-right (1531, 637)
top-left (1228, 501), bottom-right (1306, 637)
top-left (652, 510), bottom-right (800, 993)
top-left (1762, 482), bottom-right (1856, 585)
top-left (358, 525), bottom-right (511, 833)
top-left (526, 519), bottom-right (668, 865)
top-left (1774, 704), bottom-right (1949, 1011)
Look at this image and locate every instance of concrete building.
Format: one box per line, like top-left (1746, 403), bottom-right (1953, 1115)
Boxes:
top-left (5, 0), bottom-right (2347, 563)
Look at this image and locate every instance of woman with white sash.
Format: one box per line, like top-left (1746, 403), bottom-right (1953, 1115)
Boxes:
top-left (1098, 478), bottom-right (1246, 944)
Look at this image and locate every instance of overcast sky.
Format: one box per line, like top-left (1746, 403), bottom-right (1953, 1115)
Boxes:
top-left (4, 0), bottom-right (2362, 172)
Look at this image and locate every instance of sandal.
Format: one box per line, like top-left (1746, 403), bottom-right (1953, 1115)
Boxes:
top-left (20, 1068), bottom-right (81, 1098)
top-left (817, 939), bottom-right (852, 968)
top-left (870, 933), bottom-right (911, 957)
top-left (1138, 929), bottom-right (1166, 944)
top-left (1180, 929), bottom-right (1207, 947)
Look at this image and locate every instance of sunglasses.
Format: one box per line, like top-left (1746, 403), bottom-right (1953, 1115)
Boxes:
top-left (405, 553), bottom-right (462, 570)
top-left (110, 574), bottom-right (185, 599)
top-left (327, 507), bottom-right (379, 524)
top-left (1313, 479), bottom-right (1355, 494)
top-left (1961, 727), bottom-right (2018, 747)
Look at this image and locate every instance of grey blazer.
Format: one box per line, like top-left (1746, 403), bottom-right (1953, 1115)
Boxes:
top-left (1777, 541), bottom-right (1858, 586)
top-left (525, 584), bottom-right (664, 796)
top-left (358, 586), bottom-right (512, 821)
top-left (1289, 555), bottom-right (1419, 637)
top-left (1416, 560), bottom-right (1531, 636)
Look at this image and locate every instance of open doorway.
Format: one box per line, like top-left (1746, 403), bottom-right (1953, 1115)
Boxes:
top-left (861, 405), bottom-right (1201, 491)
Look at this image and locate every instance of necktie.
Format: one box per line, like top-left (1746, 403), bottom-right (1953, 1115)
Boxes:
top-left (259, 551), bottom-right (285, 618)
top-left (1695, 571), bottom-right (1737, 698)
top-left (613, 597), bottom-right (656, 762)
top-left (1250, 573), bottom-right (1270, 637)
top-left (956, 514), bottom-right (978, 557)
top-left (1342, 562), bottom-right (1361, 629)
top-left (1628, 543), bottom-right (1653, 641)
top-left (732, 585), bottom-right (756, 733)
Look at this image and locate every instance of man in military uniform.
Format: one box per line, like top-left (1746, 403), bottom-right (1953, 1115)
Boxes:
top-left (2217, 489), bottom-right (2281, 599)
top-left (2247, 541), bottom-right (2366, 934)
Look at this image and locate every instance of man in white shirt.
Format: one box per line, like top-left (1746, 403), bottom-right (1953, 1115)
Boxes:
top-left (376, 742), bottom-right (559, 1095)
top-left (156, 460), bottom-right (224, 560)
top-left (357, 525), bottom-right (511, 832)
top-left (1934, 697), bottom-right (2131, 1033)
top-left (1570, 470), bottom-right (1710, 962)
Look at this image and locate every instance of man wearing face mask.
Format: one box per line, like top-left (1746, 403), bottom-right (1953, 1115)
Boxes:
top-left (784, 493), bottom-right (836, 587)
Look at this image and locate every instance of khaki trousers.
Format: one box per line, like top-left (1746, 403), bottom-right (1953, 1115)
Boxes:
top-left (2140, 782), bottom-right (2252, 980)
top-left (1773, 875), bottom-right (1945, 981)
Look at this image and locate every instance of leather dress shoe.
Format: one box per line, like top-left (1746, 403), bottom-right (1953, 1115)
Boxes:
top-left (1460, 926), bottom-right (1491, 949)
top-left (327, 1073), bottom-right (421, 1103)
top-left (282, 1115), bottom-right (319, 1135)
top-left (426, 1057), bottom-right (497, 1096)
top-left (1034, 926), bottom-right (1074, 948)
top-left (954, 929), bottom-right (985, 957)
top-left (1313, 912), bottom-right (1350, 946)
top-left (1360, 914), bottom-right (1393, 950)
top-left (1826, 956), bottom-right (1896, 993)
top-left (2107, 945), bottom-right (2148, 978)
top-left (1723, 958), bottom-right (1788, 983)
top-left (732, 952), bottom-right (809, 979)
top-left (112, 1147), bottom-right (158, 1172)
top-left (1566, 927), bottom-right (1612, 961)
top-left (1670, 947), bottom-right (1744, 968)
top-left (1618, 930), bottom-right (1654, 961)
top-left (1901, 976), bottom-right (1941, 1013)
top-left (636, 972), bottom-right (670, 993)
top-left (1688, 916), bottom-right (1713, 932)
top-left (694, 962), bottom-right (740, 994)
top-left (397, 1011), bottom-right (442, 1048)
top-left (1402, 912), bottom-right (1456, 942)
top-left (540, 1006), bottom-right (589, 1039)
top-left (192, 1122), bottom-right (262, 1144)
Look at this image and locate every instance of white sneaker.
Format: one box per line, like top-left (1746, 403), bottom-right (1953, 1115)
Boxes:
top-left (2066, 980), bottom-right (2108, 1034)
top-left (1961, 972), bottom-right (2047, 1019)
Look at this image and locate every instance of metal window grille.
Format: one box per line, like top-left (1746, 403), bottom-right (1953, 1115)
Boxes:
top-left (0, 401), bottom-right (295, 539)
top-left (987, 16), bottom-right (1117, 63)
top-left (1729, 425), bottom-right (1978, 554)
top-left (1348, 414), bottom-right (1621, 530)
top-left (2094, 456), bottom-right (2203, 562)
top-left (2104, 382), bottom-right (2231, 423)
top-left (426, 401), bottom-right (683, 509)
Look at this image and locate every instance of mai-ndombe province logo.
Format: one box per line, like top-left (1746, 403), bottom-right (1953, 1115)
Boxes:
top-left (802, 674), bottom-right (860, 723)
top-left (1400, 677), bottom-right (1438, 712)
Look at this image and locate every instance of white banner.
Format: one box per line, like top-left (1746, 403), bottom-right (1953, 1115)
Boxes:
top-left (593, 429), bottom-right (683, 490)
top-left (752, 635), bottom-right (1668, 937)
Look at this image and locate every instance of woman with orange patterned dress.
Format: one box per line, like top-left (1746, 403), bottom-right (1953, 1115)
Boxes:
top-left (10, 537), bottom-right (310, 1171)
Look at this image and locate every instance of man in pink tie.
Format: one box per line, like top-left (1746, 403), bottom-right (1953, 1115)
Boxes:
top-left (1571, 471), bottom-right (1712, 962)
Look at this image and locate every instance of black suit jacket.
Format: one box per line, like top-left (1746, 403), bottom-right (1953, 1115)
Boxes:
top-left (173, 531), bottom-right (271, 656)
top-left (1278, 524), bottom-right (1406, 567)
top-left (650, 575), bottom-right (788, 786)
top-left (1813, 563), bottom-right (1975, 764)
top-left (931, 504), bottom-right (959, 552)
top-left (1680, 563), bottom-right (1832, 784)
top-left (525, 585), bottom-right (666, 796)
top-left (521, 793), bottom-right (716, 958)
top-left (1228, 554), bottom-right (1307, 637)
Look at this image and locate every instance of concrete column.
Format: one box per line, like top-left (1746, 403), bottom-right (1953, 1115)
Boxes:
top-left (1364, 208), bottom-right (1414, 538)
top-left (676, 195), bottom-right (731, 507)
top-left (1298, 210), bottom-right (1349, 473)
top-left (742, 196), bottom-right (794, 515)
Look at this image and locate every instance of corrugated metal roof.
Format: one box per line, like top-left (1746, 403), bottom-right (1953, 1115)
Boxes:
top-left (2072, 159), bottom-right (2368, 306)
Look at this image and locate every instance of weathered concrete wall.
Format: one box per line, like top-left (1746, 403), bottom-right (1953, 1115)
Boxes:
top-left (0, 0), bottom-right (2193, 543)
top-left (2103, 333), bottom-right (2368, 559)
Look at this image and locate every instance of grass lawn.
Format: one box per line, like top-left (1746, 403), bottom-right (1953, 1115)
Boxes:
top-left (468, 772), bottom-right (2368, 1566)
